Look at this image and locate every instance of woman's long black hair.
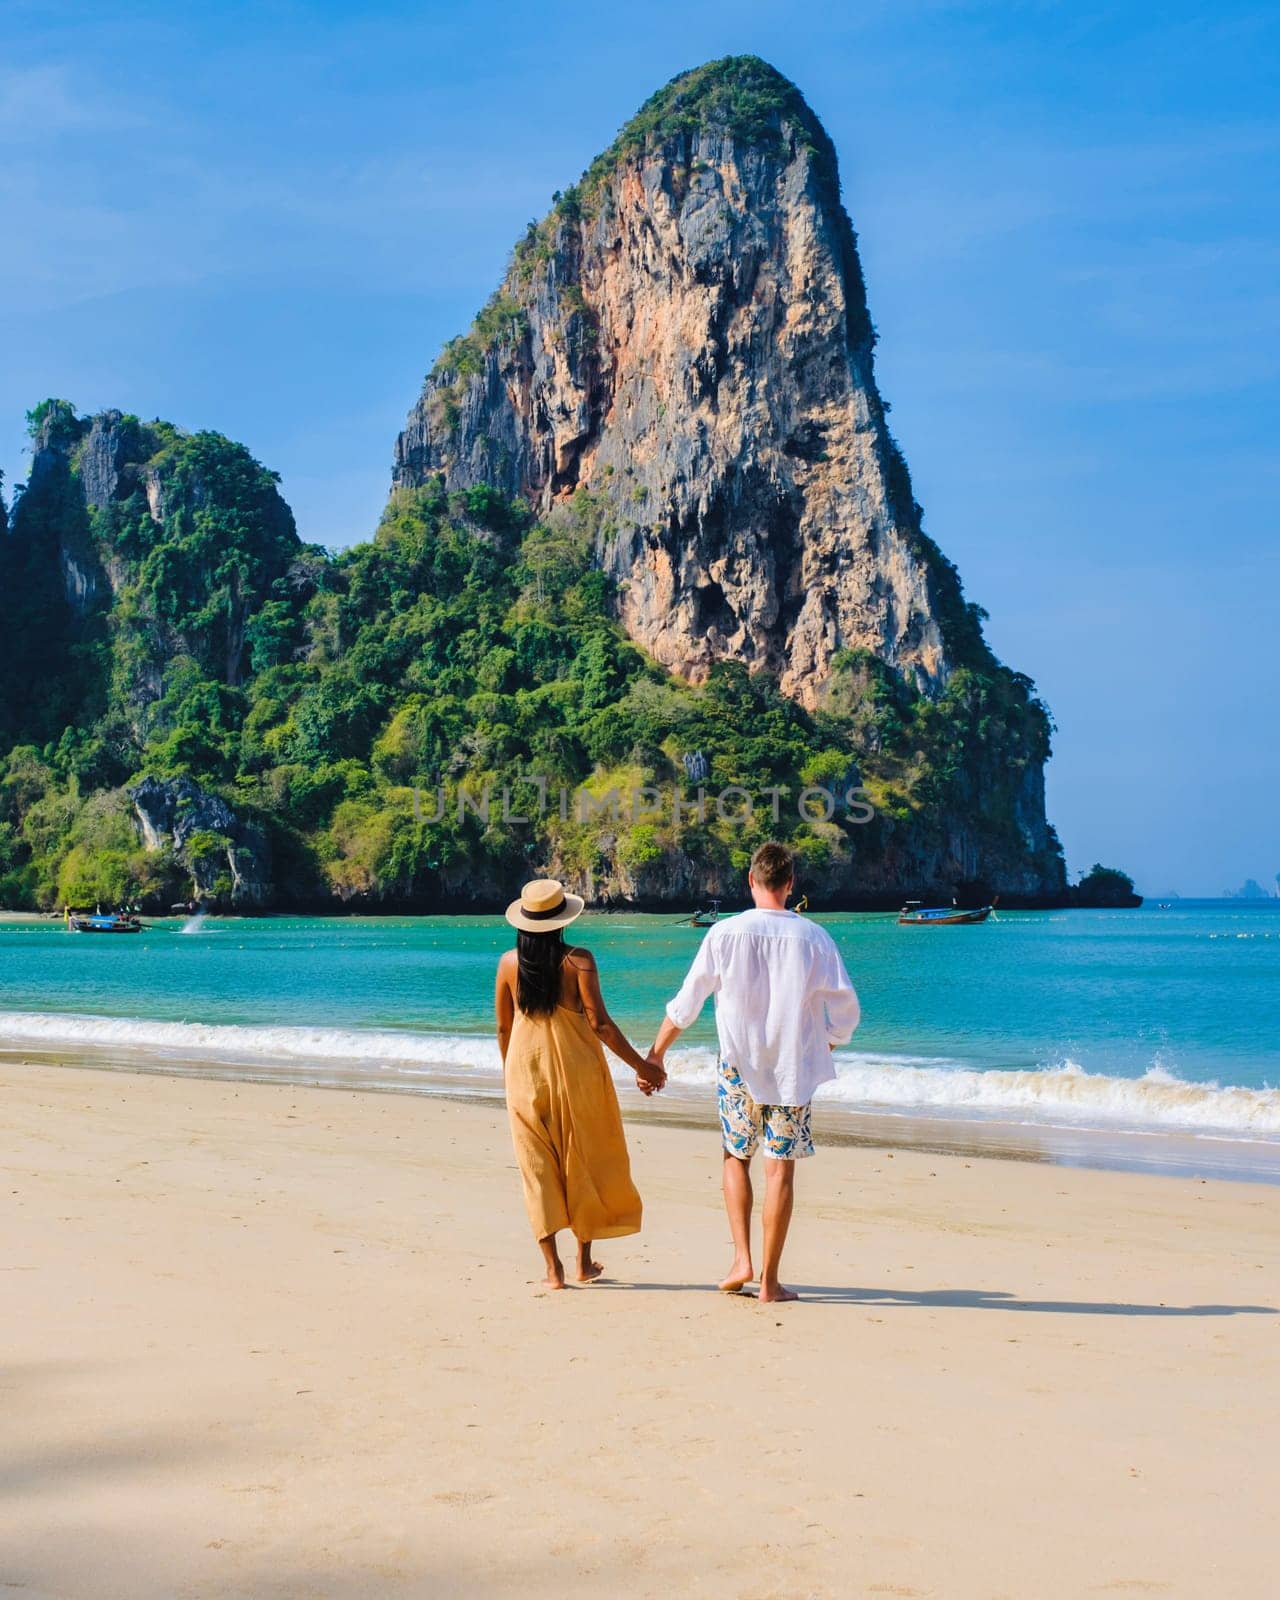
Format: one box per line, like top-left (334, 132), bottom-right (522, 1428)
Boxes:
top-left (516, 927), bottom-right (566, 1017)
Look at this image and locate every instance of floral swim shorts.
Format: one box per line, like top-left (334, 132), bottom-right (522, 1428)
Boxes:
top-left (717, 1060), bottom-right (814, 1161)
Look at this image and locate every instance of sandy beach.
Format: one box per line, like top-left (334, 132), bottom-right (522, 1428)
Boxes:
top-left (2, 1060), bottom-right (1276, 1599)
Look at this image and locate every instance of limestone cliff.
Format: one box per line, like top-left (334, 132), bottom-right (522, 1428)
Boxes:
top-left (0, 62), bottom-right (1072, 911)
top-left (130, 775), bottom-right (272, 907)
top-left (0, 404), bottom-right (301, 746)
top-left (395, 56), bottom-right (981, 707)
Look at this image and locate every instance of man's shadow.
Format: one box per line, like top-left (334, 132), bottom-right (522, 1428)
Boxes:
top-left (793, 1286), bottom-right (1277, 1316)
top-left (597, 1282), bottom-right (1276, 1316)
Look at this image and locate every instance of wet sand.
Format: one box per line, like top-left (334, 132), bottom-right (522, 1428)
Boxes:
top-left (4, 1040), bottom-right (1277, 1185)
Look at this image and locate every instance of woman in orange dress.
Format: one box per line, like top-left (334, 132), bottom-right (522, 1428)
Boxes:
top-left (495, 879), bottom-right (666, 1290)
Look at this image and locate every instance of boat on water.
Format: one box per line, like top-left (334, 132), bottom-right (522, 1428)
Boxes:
top-left (679, 890), bottom-right (814, 927)
top-left (670, 899), bottom-right (726, 928)
top-left (897, 900), bottom-right (994, 926)
top-left (682, 892), bottom-right (807, 927)
top-left (65, 908), bottom-right (145, 934)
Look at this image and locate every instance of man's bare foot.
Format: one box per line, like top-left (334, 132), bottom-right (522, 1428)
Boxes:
top-left (537, 1270), bottom-right (567, 1293)
top-left (758, 1282), bottom-right (799, 1303)
top-left (575, 1246), bottom-right (604, 1282)
top-left (718, 1257), bottom-right (755, 1292)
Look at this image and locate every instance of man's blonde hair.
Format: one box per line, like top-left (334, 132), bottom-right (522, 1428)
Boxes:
top-left (750, 841), bottom-right (795, 891)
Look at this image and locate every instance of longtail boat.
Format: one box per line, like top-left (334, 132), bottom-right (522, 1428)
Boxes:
top-left (65, 908), bottom-right (145, 934)
top-left (897, 900), bottom-right (993, 926)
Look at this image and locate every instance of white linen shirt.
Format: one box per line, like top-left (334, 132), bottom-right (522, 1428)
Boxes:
top-left (665, 908), bottom-right (861, 1107)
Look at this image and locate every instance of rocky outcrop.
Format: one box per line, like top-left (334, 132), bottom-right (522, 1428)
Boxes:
top-left (14, 408), bottom-right (105, 620)
top-left (14, 408), bottom-right (158, 623)
top-left (9, 405), bottom-right (300, 704)
top-left (77, 411), bottom-right (132, 510)
top-left (396, 57), bottom-right (977, 706)
top-left (76, 411), bottom-right (168, 534)
top-left (387, 57), bottom-right (1070, 905)
top-left (1068, 865), bottom-right (1143, 908)
top-left (130, 775), bottom-right (273, 907)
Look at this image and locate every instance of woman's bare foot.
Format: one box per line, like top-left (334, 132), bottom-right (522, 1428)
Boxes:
top-left (537, 1235), bottom-right (566, 1291)
top-left (718, 1256), bottom-right (755, 1292)
top-left (575, 1244), bottom-right (604, 1282)
top-left (758, 1281), bottom-right (799, 1303)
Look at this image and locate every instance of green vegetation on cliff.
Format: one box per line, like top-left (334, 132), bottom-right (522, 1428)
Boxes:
top-left (505, 56), bottom-right (843, 299)
top-left (0, 404), bottom-right (1060, 910)
top-left (578, 55), bottom-right (836, 200)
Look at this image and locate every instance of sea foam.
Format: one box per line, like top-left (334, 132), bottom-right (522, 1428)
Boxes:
top-left (0, 1010), bottom-right (500, 1073)
top-left (1, 1010), bottom-right (1277, 1141)
top-left (816, 1055), bottom-right (1280, 1138)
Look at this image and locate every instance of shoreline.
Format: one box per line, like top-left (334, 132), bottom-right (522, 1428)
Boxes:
top-left (6, 900), bottom-right (1274, 929)
top-left (4, 1040), bottom-right (1278, 1186)
top-left (1, 892), bottom-right (1154, 919)
top-left (3, 1058), bottom-right (1275, 1598)
top-left (6, 903), bottom-right (1278, 1182)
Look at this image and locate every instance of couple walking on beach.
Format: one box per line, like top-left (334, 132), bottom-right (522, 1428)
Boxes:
top-left (494, 842), bottom-right (861, 1300)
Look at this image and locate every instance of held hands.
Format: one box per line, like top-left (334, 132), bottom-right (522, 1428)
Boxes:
top-left (635, 1049), bottom-right (667, 1097)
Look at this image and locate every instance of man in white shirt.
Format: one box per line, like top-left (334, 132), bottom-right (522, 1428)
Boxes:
top-left (647, 842), bottom-right (860, 1303)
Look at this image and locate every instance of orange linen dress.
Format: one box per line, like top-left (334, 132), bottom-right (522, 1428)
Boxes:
top-left (504, 1002), bottom-right (642, 1241)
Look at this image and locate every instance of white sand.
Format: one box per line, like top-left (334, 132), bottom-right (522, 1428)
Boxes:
top-left (2, 1060), bottom-right (1277, 1599)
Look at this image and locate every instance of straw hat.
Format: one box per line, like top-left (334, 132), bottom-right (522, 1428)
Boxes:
top-left (505, 877), bottom-right (585, 933)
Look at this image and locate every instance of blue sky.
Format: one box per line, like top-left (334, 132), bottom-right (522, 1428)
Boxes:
top-left (2, 0), bottom-right (1277, 895)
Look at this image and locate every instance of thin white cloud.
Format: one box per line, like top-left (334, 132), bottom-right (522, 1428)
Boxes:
top-left (0, 62), bottom-right (147, 140)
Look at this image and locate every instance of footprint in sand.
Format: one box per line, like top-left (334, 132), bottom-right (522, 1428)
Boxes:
top-left (432, 1490), bottom-right (498, 1507)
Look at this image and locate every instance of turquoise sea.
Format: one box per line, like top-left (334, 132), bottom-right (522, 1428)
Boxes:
top-left (2, 903), bottom-right (1278, 1174)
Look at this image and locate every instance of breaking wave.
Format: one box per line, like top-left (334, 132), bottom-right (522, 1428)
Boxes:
top-left (1, 1010), bottom-right (1277, 1141)
top-left (818, 1055), bottom-right (1280, 1139)
top-left (659, 1048), bottom-right (1280, 1138)
top-left (0, 1010), bottom-right (502, 1074)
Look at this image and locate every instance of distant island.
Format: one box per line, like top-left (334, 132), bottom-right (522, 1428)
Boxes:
top-left (1224, 878), bottom-right (1278, 900)
top-left (0, 57), bottom-right (1108, 914)
top-left (1068, 864), bottom-right (1142, 909)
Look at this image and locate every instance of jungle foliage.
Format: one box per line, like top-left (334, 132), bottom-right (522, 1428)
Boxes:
top-left (0, 405), bottom-right (1060, 909)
